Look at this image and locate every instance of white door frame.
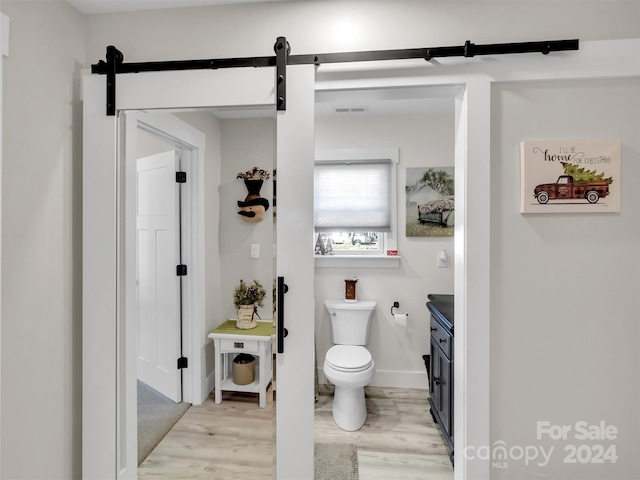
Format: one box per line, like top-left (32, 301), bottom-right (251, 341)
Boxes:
top-left (0, 12), bottom-right (9, 471)
top-left (312, 74), bottom-right (498, 478)
top-left (82, 39), bottom-right (639, 480)
top-left (118, 112), bottom-right (207, 471)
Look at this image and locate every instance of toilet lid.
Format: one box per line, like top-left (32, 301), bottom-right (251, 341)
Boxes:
top-left (326, 345), bottom-right (373, 372)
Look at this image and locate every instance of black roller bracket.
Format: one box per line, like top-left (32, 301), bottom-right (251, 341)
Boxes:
top-left (464, 40), bottom-right (474, 58)
top-left (104, 45), bottom-right (123, 116)
top-left (92, 38), bottom-right (579, 116)
top-left (274, 36), bottom-right (290, 111)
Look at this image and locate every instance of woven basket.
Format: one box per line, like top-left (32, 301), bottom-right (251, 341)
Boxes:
top-left (232, 354), bottom-right (256, 385)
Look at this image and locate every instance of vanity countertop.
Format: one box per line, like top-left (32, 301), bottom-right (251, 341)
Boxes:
top-left (427, 294), bottom-right (454, 327)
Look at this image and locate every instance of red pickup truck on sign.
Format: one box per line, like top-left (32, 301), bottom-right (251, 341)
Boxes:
top-left (534, 175), bottom-right (609, 205)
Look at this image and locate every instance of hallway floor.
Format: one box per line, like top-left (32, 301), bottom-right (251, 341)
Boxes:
top-left (138, 385), bottom-right (453, 479)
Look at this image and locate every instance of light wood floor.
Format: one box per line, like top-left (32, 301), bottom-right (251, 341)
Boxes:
top-left (316, 385), bottom-right (453, 480)
top-left (138, 385), bottom-right (453, 479)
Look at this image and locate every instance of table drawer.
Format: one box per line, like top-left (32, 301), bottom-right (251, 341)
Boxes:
top-left (430, 315), bottom-right (452, 358)
top-left (220, 338), bottom-right (259, 354)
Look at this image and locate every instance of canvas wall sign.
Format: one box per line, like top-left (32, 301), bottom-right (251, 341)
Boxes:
top-left (520, 139), bottom-right (621, 214)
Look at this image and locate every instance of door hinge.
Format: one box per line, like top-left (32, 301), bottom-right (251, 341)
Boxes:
top-left (176, 264), bottom-right (188, 276)
top-left (177, 357), bottom-right (188, 369)
top-left (176, 171), bottom-right (187, 183)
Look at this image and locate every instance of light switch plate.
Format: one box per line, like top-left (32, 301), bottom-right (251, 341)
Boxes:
top-left (438, 250), bottom-right (448, 268)
top-left (250, 244), bottom-right (260, 258)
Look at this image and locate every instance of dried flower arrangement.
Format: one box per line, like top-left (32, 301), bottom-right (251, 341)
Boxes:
top-left (233, 279), bottom-right (267, 308)
top-left (237, 167), bottom-right (271, 181)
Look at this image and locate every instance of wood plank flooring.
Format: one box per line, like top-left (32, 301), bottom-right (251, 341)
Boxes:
top-left (316, 385), bottom-right (453, 480)
top-left (138, 389), bottom-right (275, 479)
top-left (138, 385), bottom-right (453, 479)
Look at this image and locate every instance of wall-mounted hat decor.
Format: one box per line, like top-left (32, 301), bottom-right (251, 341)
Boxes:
top-left (237, 167), bottom-right (270, 222)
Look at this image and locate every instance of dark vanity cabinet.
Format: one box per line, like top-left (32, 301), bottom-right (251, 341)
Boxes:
top-left (426, 294), bottom-right (454, 464)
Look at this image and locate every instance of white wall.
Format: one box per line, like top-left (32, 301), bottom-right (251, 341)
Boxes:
top-left (219, 117), bottom-right (276, 323)
top-left (315, 113), bottom-right (455, 388)
top-left (490, 78), bottom-right (640, 479)
top-left (0, 1), bottom-right (84, 478)
top-left (83, 1), bottom-right (640, 63)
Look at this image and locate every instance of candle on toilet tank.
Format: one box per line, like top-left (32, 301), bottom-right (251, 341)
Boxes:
top-left (345, 278), bottom-right (358, 302)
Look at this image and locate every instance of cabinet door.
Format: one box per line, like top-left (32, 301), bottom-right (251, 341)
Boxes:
top-left (439, 350), bottom-right (452, 436)
top-left (430, 337), bottom-right (440, 409)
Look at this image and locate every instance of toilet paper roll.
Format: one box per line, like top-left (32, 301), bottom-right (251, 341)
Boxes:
top-left (393, 313), bottom-right (407, 327)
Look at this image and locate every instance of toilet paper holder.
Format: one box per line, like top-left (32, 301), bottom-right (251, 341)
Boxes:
top-left (390, 301), bottom-right (404, 316)
top-left (391, 301), bottom-right (399, 315)
top-left (390, 302), bottom-right (408, 327)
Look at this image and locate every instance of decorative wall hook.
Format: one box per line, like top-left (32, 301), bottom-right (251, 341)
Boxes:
top-left (237, 167), bottom-right (270, 222)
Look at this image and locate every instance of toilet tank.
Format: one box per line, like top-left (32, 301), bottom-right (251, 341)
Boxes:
top-left (324, 299), bottom-right (376, 345)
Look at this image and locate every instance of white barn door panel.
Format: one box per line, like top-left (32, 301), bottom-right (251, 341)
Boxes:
top-left (83, 66), bottom-right (316, 479)
top-left (275, 64), bottom-right (316, 480)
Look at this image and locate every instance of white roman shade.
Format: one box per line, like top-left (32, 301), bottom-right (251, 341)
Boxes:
top-left (314, 160), bottom-right (392, 232)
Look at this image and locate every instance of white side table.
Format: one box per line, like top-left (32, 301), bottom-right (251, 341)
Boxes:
top-left (208, 320), bottom-right (275, 408)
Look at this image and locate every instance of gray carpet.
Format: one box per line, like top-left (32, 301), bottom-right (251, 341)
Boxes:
top-left (315, 443), bottom-right (359, 480)
top-left (137, 380), bottom-right (191, 465)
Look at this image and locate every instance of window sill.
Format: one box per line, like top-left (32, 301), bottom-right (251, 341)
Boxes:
top-left (314, 255), bottom-right (401, 269)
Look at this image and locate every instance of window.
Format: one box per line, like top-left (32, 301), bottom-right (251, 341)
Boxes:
top-left (314, 148), bottom-right (399, 267)
top-left (315, 232), bottom-right (384, 256)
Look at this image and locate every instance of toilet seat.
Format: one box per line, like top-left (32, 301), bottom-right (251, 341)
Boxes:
top-left (325, 345), bottom-right (373, 373)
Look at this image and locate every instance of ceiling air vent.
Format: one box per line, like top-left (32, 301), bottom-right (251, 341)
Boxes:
top-left (334, 106), bottom-right (369, 114)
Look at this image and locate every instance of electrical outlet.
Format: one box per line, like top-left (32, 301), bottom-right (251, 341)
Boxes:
top-left (250, 244), bottom-right (260, 258)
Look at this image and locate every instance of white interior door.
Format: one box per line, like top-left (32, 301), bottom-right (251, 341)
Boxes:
top-left (275, 64), bottom-right (316, 479)
top-left (83, 65), bottom-right (316, 479)
top-left (136, 150), bottom-right (182, 403)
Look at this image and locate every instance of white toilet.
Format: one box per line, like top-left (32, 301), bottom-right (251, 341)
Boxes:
top-left (323, 299), bottom-right (376, 431)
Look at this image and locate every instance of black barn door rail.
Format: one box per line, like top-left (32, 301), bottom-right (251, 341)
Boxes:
top-left (92, 37), bottom-right (579, 115)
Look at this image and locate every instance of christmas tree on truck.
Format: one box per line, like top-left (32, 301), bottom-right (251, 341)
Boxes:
top-left (534, 163), bottom-right (612, 205)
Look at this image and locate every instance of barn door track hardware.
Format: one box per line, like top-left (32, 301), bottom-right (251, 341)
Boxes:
top-left (92, 37), bottom-right (579, 116)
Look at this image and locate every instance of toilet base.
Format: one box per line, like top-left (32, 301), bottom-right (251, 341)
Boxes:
top-left (332, 385), bottom-right (367, 431)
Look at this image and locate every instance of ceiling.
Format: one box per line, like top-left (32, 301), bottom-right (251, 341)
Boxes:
top-left (67, 0), bottom-right (286, 15)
